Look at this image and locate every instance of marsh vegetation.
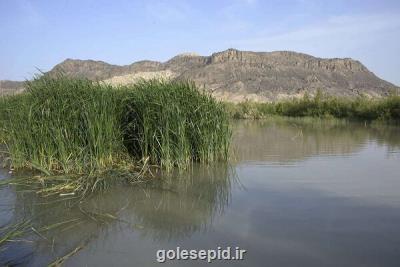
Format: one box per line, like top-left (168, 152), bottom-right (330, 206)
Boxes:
top-left (226, 91), bottom-right (400, 122)
top-left (0, 76), bottom-right (231, 196)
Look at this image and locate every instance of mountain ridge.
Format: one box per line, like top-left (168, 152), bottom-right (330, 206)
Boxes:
top-left (2, 49), bottom-right (398, 101)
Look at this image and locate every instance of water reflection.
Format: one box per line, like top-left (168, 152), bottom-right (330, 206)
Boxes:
top-left (1, 164), bottom-right (235, 266)
top-left (233, 118), bottom-right (400, 164)
top-left (124, 166), bottom-right (234, 241)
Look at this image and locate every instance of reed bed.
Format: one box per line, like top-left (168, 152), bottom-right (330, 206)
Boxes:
top-left (226, 92), bottom-right (400, 122)
top-left (0, 96), bottom-right (10, 144)
top-left (0, 76), bottom-right (231, 196)
top-left (2, 77), bottom-right (125, 174)
top-left (121, 80), bottom-right (231, 170)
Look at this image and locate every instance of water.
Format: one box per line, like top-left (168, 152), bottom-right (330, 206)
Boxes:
top-left (1, 118), bottom-right (400, 266)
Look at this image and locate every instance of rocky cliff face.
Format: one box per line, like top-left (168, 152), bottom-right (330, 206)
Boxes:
top-left (172, 49), bottom-right (394, 101)
top-left (4, 49), bottom-right (398, 101)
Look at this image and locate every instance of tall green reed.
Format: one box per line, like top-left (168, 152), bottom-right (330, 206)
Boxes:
top-left (1, 76), bottom-right (231, 175)
top-left (3, 76), bottom-right (125, 174)
top-left (121, 79), bottom-right (231, 171)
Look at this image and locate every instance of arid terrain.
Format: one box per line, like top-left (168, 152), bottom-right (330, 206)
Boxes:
top-left (1, 49), bottom-right (398, 102)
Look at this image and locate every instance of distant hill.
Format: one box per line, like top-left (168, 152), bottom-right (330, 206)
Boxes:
top-left (3, 49), bottom-right (399, 101)
top-left (0, 80), bottom-right (24, 95)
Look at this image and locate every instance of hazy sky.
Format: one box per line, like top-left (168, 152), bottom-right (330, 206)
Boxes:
top-left (1, 0), bottom-right (399, 85)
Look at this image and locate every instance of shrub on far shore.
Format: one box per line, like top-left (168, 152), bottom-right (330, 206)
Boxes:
top-left (225, 92), bottom-right (400, 122)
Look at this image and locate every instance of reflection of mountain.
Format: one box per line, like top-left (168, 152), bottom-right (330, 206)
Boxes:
top-left (232, 118), bottom-right (400, 164)
top-left (3, 164), bottom-right (234, 265)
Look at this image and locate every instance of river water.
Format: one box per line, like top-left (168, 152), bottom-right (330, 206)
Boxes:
top-left (1, 118), bottom-right (400, 266)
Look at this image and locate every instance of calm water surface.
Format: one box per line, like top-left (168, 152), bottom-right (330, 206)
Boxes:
top-left (1, 118), bottom-right (400, 266)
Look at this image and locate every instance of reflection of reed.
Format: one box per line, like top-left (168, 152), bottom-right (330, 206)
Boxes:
top-left (368, 124), bottom-right (400, 151)
top-left (129, 164), bottom-right (235, 241)
top-left (5, 163), bottom-right (235, 264)
top-left (232, 118), bottom-right (400, 164)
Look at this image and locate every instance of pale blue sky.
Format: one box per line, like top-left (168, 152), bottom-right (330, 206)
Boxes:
top-left (1, 0), bottom-right (399, 85)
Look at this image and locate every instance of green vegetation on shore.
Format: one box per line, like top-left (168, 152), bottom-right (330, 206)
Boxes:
top-left (3, 77), bottom-right (125, 174)
top-left (0, 76), bottom-right (230, 196)
top-left (0, 96), bottom-right (10, 144)
top-left (122, 80), bottom-right (230, 170)
top-left (226, 91), bottom-right (400, 122)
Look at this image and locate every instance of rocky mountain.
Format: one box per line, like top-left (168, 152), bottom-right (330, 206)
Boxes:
top-left (49, 59), bottom-right (162, 81)
top-left (0, 80), bottom-right (25, 95)
top-left (3, 49), bottom-right (399, 101)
